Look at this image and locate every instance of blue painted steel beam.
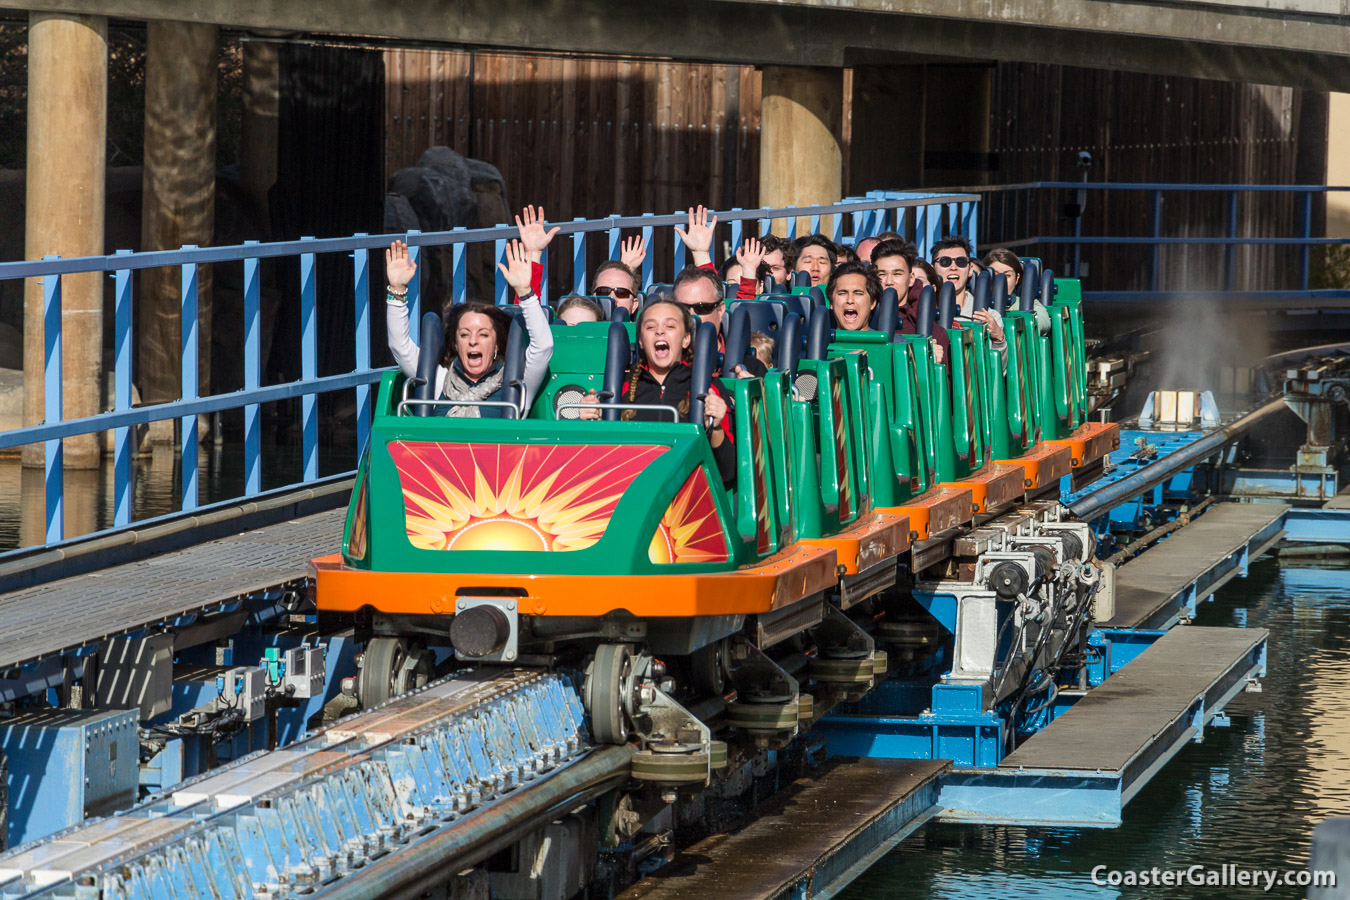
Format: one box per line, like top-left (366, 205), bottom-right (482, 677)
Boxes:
top-left (113, 251), bottom-right (134, 527)
top-left (181, 250), bottom-right (200, 511)
top-left (1282, 508), bottom-right (1350, 543)
top-left (42, 261), bottom-right (63, 545)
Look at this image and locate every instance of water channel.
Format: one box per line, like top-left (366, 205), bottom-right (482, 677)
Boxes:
top-left (839, 556), bottom-right (1350, 899)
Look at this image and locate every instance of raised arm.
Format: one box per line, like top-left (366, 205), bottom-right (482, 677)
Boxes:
top-left (385, 240), bottom-right (420, 377)
top-left (675, 205), bottom-right (717, 268)
top-left (499, 240), bottom-right (555, 410)
top-left (514, 205), bottom-right (558, 301)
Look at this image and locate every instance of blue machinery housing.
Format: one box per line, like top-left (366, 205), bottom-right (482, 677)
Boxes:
top-left (1, 185), bottom-right (1348, 896)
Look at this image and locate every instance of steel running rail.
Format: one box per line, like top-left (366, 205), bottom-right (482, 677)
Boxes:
top-left (1068, 398), bottom-right (1288, 522)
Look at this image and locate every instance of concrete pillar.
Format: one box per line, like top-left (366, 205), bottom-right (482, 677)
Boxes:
top-left (138, 21), bottom-right (218, 444)
top-left (22, 13), bottom-right (108, 469)
top-left (240, 35), bottom-right (280, 231)
top-left (921, 63), bottom-right (994, 188)
top-left (1327, 93), bottom-right (1350, 238)
top-left (849, 65), bottom-right (925, 195)
top-left (759, 66), bottom-right (844, 235)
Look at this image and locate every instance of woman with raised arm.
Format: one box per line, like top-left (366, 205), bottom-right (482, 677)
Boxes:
top-left (385, 239), bottom-right (553, 417)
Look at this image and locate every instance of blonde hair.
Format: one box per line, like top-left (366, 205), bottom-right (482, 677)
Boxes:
top-left (750, 331), bottom-right (775, 366)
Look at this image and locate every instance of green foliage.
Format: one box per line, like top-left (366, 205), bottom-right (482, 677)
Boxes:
top-left (1311, 244), bottom-right (1350, 291)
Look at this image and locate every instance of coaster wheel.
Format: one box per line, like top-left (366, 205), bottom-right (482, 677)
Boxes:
top-left (358, 637), bottom-right (432, 708)
top-left (584, 643), bottom-right (634, 745)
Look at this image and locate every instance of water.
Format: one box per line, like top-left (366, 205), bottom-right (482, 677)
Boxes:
top-left (839, 557), bottom-right (1350, 899)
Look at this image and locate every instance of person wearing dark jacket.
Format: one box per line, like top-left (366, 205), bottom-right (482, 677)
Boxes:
top-left (581, 299), bottom-right (737, 487)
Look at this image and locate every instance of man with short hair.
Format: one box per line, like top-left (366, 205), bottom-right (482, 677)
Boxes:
top-left (794, 234), bottom-right (837, 287)
top-left (759, 234), bottom-right (797, 288)
top-left (872, 239), bottom-right (948, 365)
top-left (592, 260), bottom-right (641, 315)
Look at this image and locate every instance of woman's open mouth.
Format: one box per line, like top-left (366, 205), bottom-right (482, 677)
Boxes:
top-left (466, 350), bottom-right (484, 365)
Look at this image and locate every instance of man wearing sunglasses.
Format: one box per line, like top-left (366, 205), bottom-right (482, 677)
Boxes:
top-left (933, 235), bottom-right (1008, 368)
top-left (672, 266), bottom-right (766, 377)
top-left (592, 261), bottom-right (642, 315)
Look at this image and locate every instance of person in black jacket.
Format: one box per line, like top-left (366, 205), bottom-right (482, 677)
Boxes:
top-left (581, 299), bottom-right (737, 487)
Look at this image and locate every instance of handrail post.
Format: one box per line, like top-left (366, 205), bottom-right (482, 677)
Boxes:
top-left (640, 214), bottom-right (655, 290)
top-left (300, 236), bottom-right (318, 484)
top-left (729, 210), bottom-right (743, 262)
top-left (607, 217), bottom-right (621, 262)
top-left (180, 247), bottom-right (200, 511)
top-left (451, 227), bottom-right (467, 306)
top-left (673, 210), bottom-right (687, 271)
top-left (353, 235), bottom-right (371, 459)
top-left (112, 250), bottom-right (134, 527)
top-left (406, 228), bottom-right (422, 346)
top-left (494, 232), bottom-right (508, 305)
top-left (42, 257), bottom-right (63, 544)
top-left (572, 217), bottom-right (587, 294)
top-left (243, 242), bottom-right (261, 497)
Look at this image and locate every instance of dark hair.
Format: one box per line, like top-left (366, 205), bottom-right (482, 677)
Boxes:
top-left (838, 246), bottom-right (860, 266)
top-left (672, 264), bottom-right (724, 302)
top-left (594, 259), bottom-right (639, 294)
top-left (911, 259), bottom-right (939, 286)
top-left (933, 235), bottom-right (973, 258)
top-left (982, 248), bottom-right (1024, 280)
top-left (870, 238), bottom-right (916, 266)
top-left (758, 234), bottom-right (798, 281)
top-left (826, 261), bottom-right (882, 306)
top-left (441, 302), bottom-right (511, 368)
top-left (557, 295), bottom-right (605, 322)
top-left (717, 256), bottom-right (743, 281)
top-left (794, 233), bottom-right (838, 266)
top-left (624, 299), bottom-right (697, 419)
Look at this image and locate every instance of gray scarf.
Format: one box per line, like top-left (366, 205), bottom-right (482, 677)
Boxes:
top-left (441, 360), bottom-right (504, 418)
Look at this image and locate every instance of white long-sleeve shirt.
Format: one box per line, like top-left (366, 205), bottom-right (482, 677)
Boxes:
top-left (386, 296), bottom-right (554, 412)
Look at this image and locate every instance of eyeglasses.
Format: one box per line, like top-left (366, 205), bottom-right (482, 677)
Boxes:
top-left (684, 300), bottom-right (722, 315)
top-left (594, 286), bottom-right (637, 300)
top-left (934, 256), bottom-right (970, 268)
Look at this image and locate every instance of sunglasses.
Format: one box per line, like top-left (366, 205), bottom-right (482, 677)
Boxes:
top-left (684, 300), bottom-right (722, 315)
top-left (935, 256), bottom-right (970, 268)
top-left (594, 286), bottom-right (637, 300)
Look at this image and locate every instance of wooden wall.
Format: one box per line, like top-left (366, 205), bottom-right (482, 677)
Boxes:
top-left (385, 49), bottom-right (762, 221)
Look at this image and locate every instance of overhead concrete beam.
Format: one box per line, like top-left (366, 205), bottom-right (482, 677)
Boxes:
top-left (0, 0), bottom-right (1347, 89)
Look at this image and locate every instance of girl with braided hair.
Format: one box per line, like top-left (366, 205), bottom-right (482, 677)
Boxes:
top-left (581, 299), bottom-right (737, 487)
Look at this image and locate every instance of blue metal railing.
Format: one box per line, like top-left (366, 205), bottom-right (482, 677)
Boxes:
top-left (0, 192), bottom-right (976, 559)
top-left (969, 182), bottom-right (1350, 301)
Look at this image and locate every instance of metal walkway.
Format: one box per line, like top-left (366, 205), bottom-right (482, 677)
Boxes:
top-left (621, 757), bottom-right (948, 900)
top-left (939, 625), bottom-right (1267, 826)
top-left (0, 508), bottom-right (344, 670)
top-left (1103, 503), bottom-right (1287, 629)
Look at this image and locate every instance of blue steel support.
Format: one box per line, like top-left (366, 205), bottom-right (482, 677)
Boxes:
top-left (300, 239), bottom-right (318, 484)
top-left (112, 251), bottom-right (133, 528)
top-left (180, 249), bottom-right (200, 511)
top-left (1301, 190), bottom-right (1313, 292)
top-left (406, 229), bottom-right (422, 346)
top-left (607, 223), bottom-right (620, 262)
top-left (730, 210), bottom-right (744, 257)
top-left (452, 227), bottom-right (468, 305)
top-left (1225, 190), bottom-right (1238, 290)
top-left (641, 215), bottom-right (656, 290)
top-left (673, 212), bottom-right (687, 271)
top-left (43, 261), bottom-right (63, 544)
top-left (243, 243), bottom-right (261, 497)
top-left (494, 234), bottom-right (508, 305)
top-left (572, 218), bottom-right (587, 294)
top-left (352, 238), bottom-right (372, 459)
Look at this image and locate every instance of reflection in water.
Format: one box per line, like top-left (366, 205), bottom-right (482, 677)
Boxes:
top-left (0, 439), bottom-right (355, 553)
top-left (840, 558), bottom-right (1350, 900)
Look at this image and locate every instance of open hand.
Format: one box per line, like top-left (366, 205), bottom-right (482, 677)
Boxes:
top-left (620, 235), bottom-right (647, 269)
top-left (497, 240), bottom-right (535, 296)
top-left (515, 205), bottom-right (559, 259)
top-left (674, 205), bottom-right (717, 265)
top-left (386, 240), bottom-right (417, 290)
top-left (736, 238), bottom-right (764, 281)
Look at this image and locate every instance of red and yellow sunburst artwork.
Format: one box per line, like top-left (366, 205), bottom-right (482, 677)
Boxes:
top-left (389, 441), bottom-right (668, 552)
top-left (648, 468), bottom-right (730, 565)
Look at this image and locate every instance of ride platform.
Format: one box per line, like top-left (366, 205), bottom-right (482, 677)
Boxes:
top-left (1103, 502), bottom-right (1287, 629)
top-left (620, 757), bottom-right (948, 900)
top-left (938, 625), bottom-right (1267, 827)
